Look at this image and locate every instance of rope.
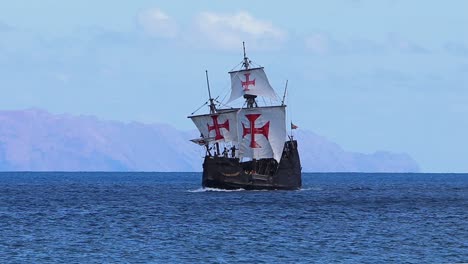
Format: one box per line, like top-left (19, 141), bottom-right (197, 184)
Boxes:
top-left (190, 101), bottom-right (208, 115)
top-left (214, 99), bottom-right (234, 109)
top-left (230, 60), bottom-right (244, 72)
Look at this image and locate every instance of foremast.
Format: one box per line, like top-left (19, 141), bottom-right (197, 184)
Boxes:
top-left (205, 70), bottom-right (216, 115)
top-left (205, 70), bottom-right (221, 155)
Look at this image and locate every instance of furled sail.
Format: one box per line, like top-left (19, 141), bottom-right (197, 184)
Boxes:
top-left (189, 110), bottom-right (239, 143)
top-left (237, 106), bottom-right (286, 162)
top-left (228, 67), bottom-right (277, 103)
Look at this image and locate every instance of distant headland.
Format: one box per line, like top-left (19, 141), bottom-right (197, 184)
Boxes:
top-left (0, 109), bottom-right (419, 172)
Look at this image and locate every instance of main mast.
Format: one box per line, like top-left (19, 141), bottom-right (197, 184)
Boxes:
top-left (242, 42), bottom-right (258, 108)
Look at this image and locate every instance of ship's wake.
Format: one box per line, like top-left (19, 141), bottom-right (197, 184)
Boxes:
top-left (188, 187), bottom-right (318, 192)
top-left (298, 187), bottom-right (323, 191)
top-left (188, 187), bottom-right (245, 193)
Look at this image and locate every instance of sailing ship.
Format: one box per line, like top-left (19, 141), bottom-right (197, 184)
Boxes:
top-left (188, 43), bottom-right (301, 190)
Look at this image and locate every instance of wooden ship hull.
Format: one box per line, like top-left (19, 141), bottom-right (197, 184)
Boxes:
top-left (202, 140), bottom-right (301, 190)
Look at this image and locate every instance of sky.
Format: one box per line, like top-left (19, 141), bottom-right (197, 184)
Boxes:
top-left (0, 0), bottom-right (467, 172)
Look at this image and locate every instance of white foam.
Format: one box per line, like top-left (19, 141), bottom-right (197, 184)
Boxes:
top-left (298, 187), bottom-right (323, 191)
top-left (188, 187), bottom-right (245, 193)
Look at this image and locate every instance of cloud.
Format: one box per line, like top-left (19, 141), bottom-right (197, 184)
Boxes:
top-left (136, 8), bottom-right (178, 38)
top-left (459, 63), bottom-right (468, 73)
top-left (386, 33), bottom-right (429, 54)
top-left (450, 103), bottom-right (468, 114)
top-left (0, 20), bottom-right (13, 32)
top-left (304, 32), bottom-right (429, 55)
top-left (305, 33), bottom-right (383, 55)
top-left (305, 33), bottom-right (332, 55)
top-left (444, 42), bottom-right (468, 57)
top-left (194, 11), bottom-right (286, 50)
top-left (305, 33), bottom-right (347, 55)
top-left (55, 73), bottom-right (71, 83)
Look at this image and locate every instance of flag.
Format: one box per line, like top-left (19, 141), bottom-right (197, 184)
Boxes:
top-left (291, 122), bottom-right (298, 129)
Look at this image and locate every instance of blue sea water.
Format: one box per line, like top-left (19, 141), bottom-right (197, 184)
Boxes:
top-left (0, 172), bottom-right (466, 263)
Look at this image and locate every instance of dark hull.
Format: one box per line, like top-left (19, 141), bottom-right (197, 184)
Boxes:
top-left (202, 140), bottom-right (302, 190)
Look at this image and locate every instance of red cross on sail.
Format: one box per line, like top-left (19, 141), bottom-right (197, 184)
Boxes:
top-left (207, 115), bottom-right (230, 140)
top-left (189, 110), bottom-right (238, 144)
top-left (242, 114), bottom-right (270, 148)
top-left (228, 67), bottom-right (277, 103)
top-left (241, 73), bottom-right (256, 91)
top-left (237, 106), bottom-right (286, 162)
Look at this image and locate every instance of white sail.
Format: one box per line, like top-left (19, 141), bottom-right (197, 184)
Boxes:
top-left (237, 106), bottom-right (286, 162)
top-left (228, 67), bottom-right (277, 103)
top-left (189, 110), bottom-right (239, 143)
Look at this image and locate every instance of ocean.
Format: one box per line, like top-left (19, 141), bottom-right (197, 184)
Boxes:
top-left (0, 172), bottom-right (466, 263)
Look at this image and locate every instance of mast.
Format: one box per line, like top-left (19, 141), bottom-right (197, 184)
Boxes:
top-left (205, 70), bottom-right (216, 114)
top-left (281, 80), bottom-right (288, 106)
top-left (205, 70), bottom-right (220, 155)
top-left (242, 42), bottom-right (258, 108)
top-left (242, 41), bottom-right (250, 69)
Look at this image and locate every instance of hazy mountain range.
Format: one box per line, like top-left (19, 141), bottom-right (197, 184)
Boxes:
top-left (0, 109), bottom-right (419, 172)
